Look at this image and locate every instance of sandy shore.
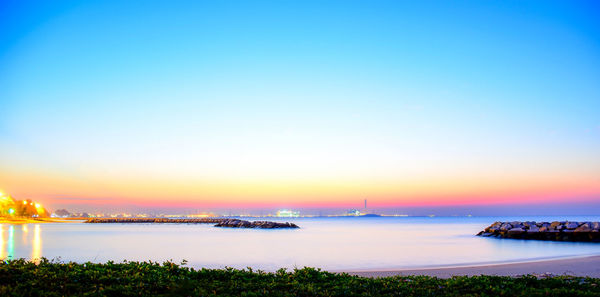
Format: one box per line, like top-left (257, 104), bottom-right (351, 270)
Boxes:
top-left (0, 218), bottom-right (71, 224)
top-left (346, 255), bottom-right (600, 278)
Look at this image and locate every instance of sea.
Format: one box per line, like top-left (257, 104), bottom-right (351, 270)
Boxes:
top-left (1, 216), bottom-right (599, 271)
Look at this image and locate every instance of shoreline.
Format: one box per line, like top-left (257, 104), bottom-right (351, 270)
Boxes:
top-left (0, 218), bottom-right (72, 224)
top-left (345, 254), bottom-right (600, 278)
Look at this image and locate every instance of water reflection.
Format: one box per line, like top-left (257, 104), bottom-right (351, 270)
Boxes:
top-left (0, 225), bottom-right (3, 259)
top-left (7, 225), bottom-right (14, 260)
top-left (22, 224), bottom-right (28, 245)
top-left (0, 224), bottom-right (42, 262)
top-left (31, 224), bottom-right (41, 263)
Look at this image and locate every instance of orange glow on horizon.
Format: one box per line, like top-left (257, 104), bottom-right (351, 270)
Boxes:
top-left (2, 164), bottom-right (599, 210)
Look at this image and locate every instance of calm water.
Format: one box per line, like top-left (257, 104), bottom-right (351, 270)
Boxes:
top-left (2, 216), bottom-right (600, 271)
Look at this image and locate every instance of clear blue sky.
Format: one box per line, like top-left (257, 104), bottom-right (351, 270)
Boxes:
top-left (1, 0), bottom-right (599, 214)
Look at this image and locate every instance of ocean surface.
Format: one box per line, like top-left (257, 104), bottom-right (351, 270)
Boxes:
top-left (1, 216), bottom-right (600, 271)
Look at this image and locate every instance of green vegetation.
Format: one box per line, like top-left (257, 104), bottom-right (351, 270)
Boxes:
top-left (1, 259), bottom-right (599, 296)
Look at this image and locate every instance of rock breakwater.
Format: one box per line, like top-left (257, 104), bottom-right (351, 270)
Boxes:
top-left (214, 219), bottom-right (299, 229)
top-left (477, 221), bottom-right (600, 242)
top-left (85, 218), bottom-right (225, 224)
top-left (84, 217), bottom-right (299, 229)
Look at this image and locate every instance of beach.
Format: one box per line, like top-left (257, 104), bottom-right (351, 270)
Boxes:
top-left (348, 255), bottom-right (600, 278)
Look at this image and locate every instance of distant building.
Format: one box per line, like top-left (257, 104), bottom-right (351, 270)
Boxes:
top-left (347, 209), bottom-right (361, 216)
top-left (52, 209), bottom-right (71, 218)
top-left (276, 209), bottom-right (300, 217)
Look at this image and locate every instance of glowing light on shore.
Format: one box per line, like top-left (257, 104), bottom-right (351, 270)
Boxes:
top-left (276, 209), bottom-right (300, 217)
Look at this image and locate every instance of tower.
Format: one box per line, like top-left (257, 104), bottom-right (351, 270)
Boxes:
top-left (364, 199), bottom-right (367, 209)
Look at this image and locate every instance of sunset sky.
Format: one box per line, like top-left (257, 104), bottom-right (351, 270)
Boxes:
top-left (1, 1), bottom-right (599, 214)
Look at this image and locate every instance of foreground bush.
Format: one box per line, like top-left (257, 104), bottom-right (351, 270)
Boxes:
top-left (1, 259), bottom-right (599, 296)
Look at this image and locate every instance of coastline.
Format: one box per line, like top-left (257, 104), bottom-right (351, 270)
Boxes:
top-left (345, 254), bottom-right (600, 278)
top-left (0, 218), bottom-right (72, 224)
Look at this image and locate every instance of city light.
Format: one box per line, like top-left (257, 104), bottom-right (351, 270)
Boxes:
top-left (276, 209), bottom-right (300, 218)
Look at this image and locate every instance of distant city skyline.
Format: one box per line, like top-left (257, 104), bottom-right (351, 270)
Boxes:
top-left (1, 0), bottom-right (599, 214)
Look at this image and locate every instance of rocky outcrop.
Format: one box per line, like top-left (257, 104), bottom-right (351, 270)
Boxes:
top-left (85, 217), bottom-right (299, 229)
top-left (214, 219), bottom-right (299, 229)
top-left (477, 221), bottom-right (600, 242)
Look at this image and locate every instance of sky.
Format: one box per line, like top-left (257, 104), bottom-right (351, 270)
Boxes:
top-left (1, 0), bottom-right (599, 215)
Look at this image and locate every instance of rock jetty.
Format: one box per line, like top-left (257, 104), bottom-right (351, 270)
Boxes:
top-left (214, 219), bottom-right (299, 229)
top-left (84, 217), bottom-right (299, 229)
top-left (85, 218), bottom-right (225, 224)
top-left (477, 221), bottom-right (600, 242)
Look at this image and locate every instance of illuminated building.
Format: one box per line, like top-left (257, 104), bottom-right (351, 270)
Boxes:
top-left (276, 209), bottom-right (300, 217)
top-left (347, 209), bottom-right (361, 216)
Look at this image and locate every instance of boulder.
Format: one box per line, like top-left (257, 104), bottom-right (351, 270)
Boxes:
top-left (575, 224), bottom-right (592, 232)
top-left (491, 222), bottom-right (502, 228)
top-left (486, 222), bottom-right (502, 232)
top-left (565, 222), bottom-right (580, 230)
top-left (507, 228), bottom-right (525, 235)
